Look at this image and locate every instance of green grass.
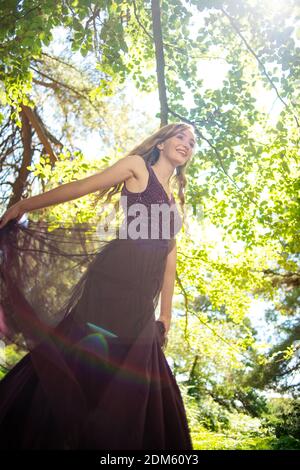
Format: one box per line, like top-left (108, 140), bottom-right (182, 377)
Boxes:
top-left (191, 427), bottom-right (300, 450)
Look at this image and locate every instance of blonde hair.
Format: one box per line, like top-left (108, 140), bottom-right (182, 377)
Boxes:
top-left (93, 122), bottom-right (197, 230)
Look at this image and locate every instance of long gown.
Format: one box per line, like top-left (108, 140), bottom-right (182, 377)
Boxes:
top-left (0, 158), bottom-right (193, 450)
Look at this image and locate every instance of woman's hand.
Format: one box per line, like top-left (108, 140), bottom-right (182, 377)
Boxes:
top-left (0, 201), bottom-right (26, 229)
top-left (158, 315), bottom-right (171, 335)
top-left (156, 315), bottom-right (171, 349)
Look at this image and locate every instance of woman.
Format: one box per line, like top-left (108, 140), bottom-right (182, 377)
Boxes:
top-left (0, 122), bottom-right (196, 450)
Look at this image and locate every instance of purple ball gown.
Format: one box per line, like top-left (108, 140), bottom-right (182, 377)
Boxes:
top-left (0, 157), bottom-right (193, 450)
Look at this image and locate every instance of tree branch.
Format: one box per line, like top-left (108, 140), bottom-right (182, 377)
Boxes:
top-left (220, 6), bottom-right (299, 128)
top-left (21, 104), bottom-right (57, 165)
top-left (151, 0), bottom-right (168, 126)
top-left (8, 108), bottom-right (33, 207)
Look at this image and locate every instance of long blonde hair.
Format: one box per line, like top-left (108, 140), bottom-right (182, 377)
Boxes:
top-left (92, 122), bottom-right (196, 230)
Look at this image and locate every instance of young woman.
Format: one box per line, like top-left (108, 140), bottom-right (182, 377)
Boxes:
top-left (0, 122), bottom-right (196, 450)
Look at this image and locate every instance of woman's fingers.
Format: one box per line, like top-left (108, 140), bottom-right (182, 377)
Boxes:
top-left (0, 215), bottom-right (8, 229)
top-left (0, 205), bottom-right (23, 229)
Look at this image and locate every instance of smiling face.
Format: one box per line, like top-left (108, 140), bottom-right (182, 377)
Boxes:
top-left (157, 128), bottom-right (196, 166)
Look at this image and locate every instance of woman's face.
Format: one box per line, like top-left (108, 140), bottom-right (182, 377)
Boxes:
top-left (160, 128), bottom-right (196, 166)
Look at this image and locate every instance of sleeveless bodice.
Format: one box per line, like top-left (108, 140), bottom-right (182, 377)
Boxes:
top-left (119, 159), bottom-right (183, 240)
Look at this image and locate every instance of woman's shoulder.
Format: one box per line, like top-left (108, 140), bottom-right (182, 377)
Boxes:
top-left (122, 155), bottom-right (150, 194)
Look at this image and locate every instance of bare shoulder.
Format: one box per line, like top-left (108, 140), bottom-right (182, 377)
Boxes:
top-left (125, 154), bottom-right (147, 177)
top-left (123, 154), bottom-right (149, 193)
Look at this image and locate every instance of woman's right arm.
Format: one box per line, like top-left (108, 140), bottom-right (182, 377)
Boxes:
top-left (0, 154), bottom-right (143, 229)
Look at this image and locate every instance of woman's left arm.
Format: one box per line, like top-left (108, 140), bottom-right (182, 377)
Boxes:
top-left (158, 239), bottom-right (177, 335)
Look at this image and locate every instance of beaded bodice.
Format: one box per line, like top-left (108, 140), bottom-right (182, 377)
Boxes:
top-left (119, 159), bottom-right (183, 240)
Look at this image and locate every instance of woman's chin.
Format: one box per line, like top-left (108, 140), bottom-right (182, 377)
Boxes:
top-left (175, 156), bottom-right (186, 166)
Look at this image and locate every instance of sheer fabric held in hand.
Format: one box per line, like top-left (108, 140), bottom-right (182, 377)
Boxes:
top-left (0, 158), bottom-right (192, 450)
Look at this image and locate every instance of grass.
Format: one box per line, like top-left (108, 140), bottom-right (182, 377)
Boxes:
top-left (191, 426), bottom-right (300, 450)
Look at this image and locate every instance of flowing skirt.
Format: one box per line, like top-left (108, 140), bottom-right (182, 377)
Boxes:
top-left (0, 219), bottom-right (193, 450)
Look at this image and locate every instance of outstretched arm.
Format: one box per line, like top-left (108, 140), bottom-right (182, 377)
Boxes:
top-left (158, 239), bottom-right (177, 335)
top-left (0, 154), bottom-right (143, 229)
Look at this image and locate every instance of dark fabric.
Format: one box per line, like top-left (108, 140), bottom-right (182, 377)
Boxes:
top-left (0, 158), bottom-right (193, 450)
